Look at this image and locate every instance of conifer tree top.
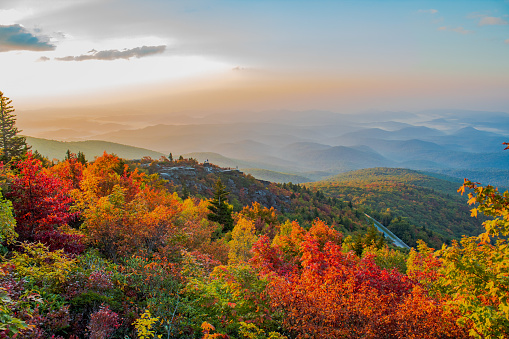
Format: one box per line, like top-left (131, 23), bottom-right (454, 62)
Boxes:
top-left (0, 91), bottom-right (28, 163)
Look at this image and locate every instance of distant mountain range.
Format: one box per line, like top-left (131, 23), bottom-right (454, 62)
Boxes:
top-left (25, 136), bottom-right (164, 161)
top-left (22, 109), bottom-right (509, 187)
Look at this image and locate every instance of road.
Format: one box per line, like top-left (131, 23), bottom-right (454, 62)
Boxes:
top-left (364, 214), bottom-right (412, 250)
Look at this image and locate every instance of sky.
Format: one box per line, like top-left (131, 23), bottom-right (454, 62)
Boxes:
top-left (1, 0), bottom-right (508, 117)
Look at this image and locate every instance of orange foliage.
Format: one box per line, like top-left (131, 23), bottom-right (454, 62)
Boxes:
top-left (74, 153), bottom-right (183, 259)
top-left (201, 321), bottom-right (230, 339)
top-left (77, 152), bottom-right (143, 205)
top-left (254, 233), bottom-right (468, 338)
top-left (307, 218), bottom-right (343, 249)
top-left (49, 155), bottom-right (84, 190)
top-left (177, 198), bottom-right (229, 264)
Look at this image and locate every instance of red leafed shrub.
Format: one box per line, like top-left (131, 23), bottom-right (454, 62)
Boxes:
top-left (250, 235), bottom-right (297, 277)
top-left (86, 270), bottom-right (113, 292)
top-left (7, 153), bottom-right (83, 254)
top-left (87, 304), bottom-right (120, 339)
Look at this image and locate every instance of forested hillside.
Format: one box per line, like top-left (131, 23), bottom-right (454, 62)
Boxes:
top-left (308, 168), bottom-right (485, 248)
top-left (136, 157), bottom-right (368, 235)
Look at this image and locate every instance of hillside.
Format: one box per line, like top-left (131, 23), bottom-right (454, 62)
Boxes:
top-left (239, 168), bottom-right (311, 184)
top-left (25, 136), bottom-right (165, 160)
top-left (307, 167), bottom-right (485, 248)
top-left (136, 158), bottom-right (371, 235)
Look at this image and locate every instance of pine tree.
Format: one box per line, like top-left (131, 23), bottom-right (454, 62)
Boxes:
top-left (0, 91), bottom-right (27, 162)
top-left (77, 151), bottom-right (87, 164)
top-left (207, 179), bottom-right (234, 233)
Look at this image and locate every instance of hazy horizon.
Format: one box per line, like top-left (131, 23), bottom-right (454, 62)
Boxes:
top-left (1, 0), bottom-right (508, 125)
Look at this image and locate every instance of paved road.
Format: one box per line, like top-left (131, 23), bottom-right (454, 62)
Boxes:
top-left (364, 214), bottom-right (411, 250)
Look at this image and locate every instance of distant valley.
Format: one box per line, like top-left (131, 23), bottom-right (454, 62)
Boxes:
top-left (22, 108), bottom-right (509, 187)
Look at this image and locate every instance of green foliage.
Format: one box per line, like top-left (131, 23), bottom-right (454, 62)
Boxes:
top-left (238, 322), bottom-right (288, 339)
top-left (183, 264), bottom-right (276, 336)
top-left (365, 245), bottom-right (408, 273)
top-left (208, 179), bottom-right (234, 233)
top-left (8, 242), bottom-right (76, 293)
top-left (342, 224), bottom-right (387, 257)
top-left (309, 167), bottom-right (483, 247)
top-left (0, 288), bottom-right (28, 337)
top-left (0, 189), bottom-right (17, 249)
top-left (121, 255), bottom-right (182, 336)
top-left (0, 91), bottom-right (28, 163)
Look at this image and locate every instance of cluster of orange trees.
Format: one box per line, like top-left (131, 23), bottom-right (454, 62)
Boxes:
top-left (0, 150), bottom-right (507, 338)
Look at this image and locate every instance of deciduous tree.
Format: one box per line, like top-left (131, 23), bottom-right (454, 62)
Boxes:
top-left (434, 172), bottom-right (509, 338)
top-left (7, 153), bottom-right (83, 253)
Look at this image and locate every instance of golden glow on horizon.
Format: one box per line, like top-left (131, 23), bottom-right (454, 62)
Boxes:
top-left (15, 70), bottom-right (508, 120)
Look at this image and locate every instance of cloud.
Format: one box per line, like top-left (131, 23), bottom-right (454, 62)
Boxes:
top-left (0, 24), bottom-right (56, 52)
top-left (418, 9), bottom-right (438, 14)
top-left (437, 26), bottom-right (473, 34)
top-left (37, 56), bottom-right (50, 62)
top-left (55, 45), bottom-right (166, 61)
top-left (505, 39), bottom-right (509, 44)
top-left (478, 16), bottom-right (508, 26)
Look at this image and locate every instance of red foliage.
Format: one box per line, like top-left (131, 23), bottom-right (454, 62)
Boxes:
top-left (87, 304), bottom-right (120, 339)
top-left (250, 235), bottom-right (296, 277)
top-left (253, 234), bottom-right (468, 338)
top-left (7, 153), bottom-right (83, 254)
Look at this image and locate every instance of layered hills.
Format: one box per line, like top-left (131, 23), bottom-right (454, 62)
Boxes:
top-left (20, 108), bottom-right (509, 186)
top-left (25, 136), bottom-right (164, 161)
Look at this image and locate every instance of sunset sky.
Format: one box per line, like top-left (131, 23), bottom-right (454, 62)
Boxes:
top-left (1, 0), bottom-right (508, 116)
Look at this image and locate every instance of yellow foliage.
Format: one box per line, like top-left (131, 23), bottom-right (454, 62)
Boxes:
top-left (228, 217), bottom-right (258, 265)
top-left (133, 310), bottom-right (162, 339)
top-left (8, 242), bottom-right (76, 290)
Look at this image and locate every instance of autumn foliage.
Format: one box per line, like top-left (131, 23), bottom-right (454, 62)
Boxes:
top-left (1, 148), bottom-right (507, 338)
top-left (6, 152), bottom-right (84, 254)
top-left (252, 229), bottom-right (468, 338)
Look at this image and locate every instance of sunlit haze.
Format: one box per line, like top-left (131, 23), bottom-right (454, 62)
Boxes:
top-left (1, 0), bottom-right (508, 125)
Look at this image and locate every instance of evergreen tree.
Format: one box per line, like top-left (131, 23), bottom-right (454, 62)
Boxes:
top-left (181, 185), bottom-right (189, 200)
top-left (77, 151), bottom-right (87, 164)
top-left (207, 179), bottom-right (234, 233)
top-left (0, 91), bottom-right (28, 162)
top-left (168, 152), bottom-right (173, 161)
